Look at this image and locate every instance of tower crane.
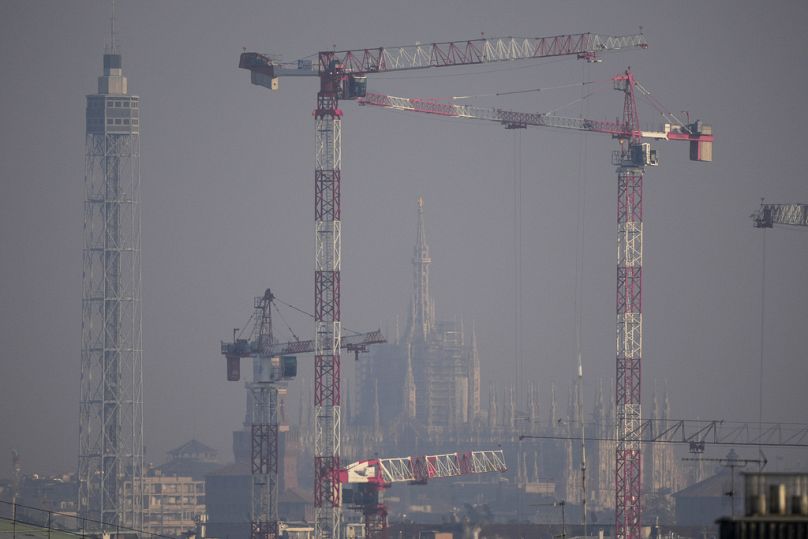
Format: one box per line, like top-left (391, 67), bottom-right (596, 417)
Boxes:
top-left (752, 203), bottom-right (808, 228)
top-left (356, 69), bottom-right (713, 539)
top-left (221, 289), bottom-right (384, 539)
top-left (340, 449), bottom-right (507, 539)
top-left (238, 31), bottom-right (647, 539)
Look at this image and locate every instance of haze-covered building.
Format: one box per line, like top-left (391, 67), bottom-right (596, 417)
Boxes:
top-left (357, 197), bottom-right (481, 432)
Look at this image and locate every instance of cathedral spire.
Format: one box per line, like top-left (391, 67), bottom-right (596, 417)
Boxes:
top-left (406, 196), bottom-right (433, 343)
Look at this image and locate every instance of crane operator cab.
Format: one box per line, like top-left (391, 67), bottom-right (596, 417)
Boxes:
top-left (616, 142), bottom-right (659, 168)
top-left (634, 142), bottom-right (659, 167)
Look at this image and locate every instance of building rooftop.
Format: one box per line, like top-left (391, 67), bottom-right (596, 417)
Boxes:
top-left (167, 439), bottom-right (218, 462)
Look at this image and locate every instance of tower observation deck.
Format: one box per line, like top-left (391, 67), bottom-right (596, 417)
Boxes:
top-left (78, 47), bottom-right (143, 532)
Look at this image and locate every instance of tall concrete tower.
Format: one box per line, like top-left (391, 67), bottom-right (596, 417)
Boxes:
top-left (78, 20), bottom-right (143, 531)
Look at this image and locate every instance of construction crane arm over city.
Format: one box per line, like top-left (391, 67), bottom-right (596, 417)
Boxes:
top-left (224, 328), bottom-right (385, 361)
top-left (238, 30), bottom-right (647, 539)
top-left (341, 449), bottom-right (507, 485)
top-left (341, 450), bottom-right (506, 539)
top-left (357, 70), bottom-right (713, 153)
top-left (239, 32), bottom-right (648, 86)
top-left (752, 203), bottom-right (808, 228)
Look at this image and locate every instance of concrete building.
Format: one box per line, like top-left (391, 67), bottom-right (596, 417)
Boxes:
top-left (143, 471), bottom-right (205, 537)
top-left (158, 439), bottom-right (221, 481)
top-left (141, 440), bottom-right (218, 537)
top-left (673, 469), bottom-right (741, 526)
top-left (717, 472), bottom-right (808, 539)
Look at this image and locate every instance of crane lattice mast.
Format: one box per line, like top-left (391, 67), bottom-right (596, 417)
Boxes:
top-left (238, 31), bottom-right (646, 539)
top-left (613, 70), bottom-right (644, 539)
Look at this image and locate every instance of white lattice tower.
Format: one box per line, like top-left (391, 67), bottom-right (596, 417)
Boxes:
top-left (79, 50), bottom-right (143, 532)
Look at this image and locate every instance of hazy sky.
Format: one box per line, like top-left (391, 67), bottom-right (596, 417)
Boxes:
top-left (1, 1), bottom-right (807, 479)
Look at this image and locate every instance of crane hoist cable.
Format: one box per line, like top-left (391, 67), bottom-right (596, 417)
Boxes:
top-left (273, 294), bottom-right (365, 336)
top-left (272, 302), bottom-right (300, 343)
top-left (574, 60), bottom-right (590, 538)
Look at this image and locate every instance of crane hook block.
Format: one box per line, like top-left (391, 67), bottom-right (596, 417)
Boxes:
top-left (226, 354), bottom-right (240, 382)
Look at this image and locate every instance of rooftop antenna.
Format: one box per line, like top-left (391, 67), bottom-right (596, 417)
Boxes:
top-left (109, 0), bottom-right (118, 53)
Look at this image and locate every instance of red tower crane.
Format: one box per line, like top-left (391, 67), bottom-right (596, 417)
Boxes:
top-left (340, 449), bottom-right (507, 539)
top-left (238, 31), bottom-right (646, 539)
top-left (356, 70), bottom-right (713, 539)
top-left (221, 289), bottom-right (384, 539)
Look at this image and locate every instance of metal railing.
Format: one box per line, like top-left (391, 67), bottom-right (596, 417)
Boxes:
top-left (0, 500), bottom-right (173, 539)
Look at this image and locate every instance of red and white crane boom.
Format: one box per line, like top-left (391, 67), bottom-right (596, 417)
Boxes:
top-left (358, 78), bottom-right (712, 148)
top-left (238, 31), bottom-right (645, 539)
top-left (341, 449), bottom-right (507, 485)
top-left (341, 450), bottom-right (506, 539)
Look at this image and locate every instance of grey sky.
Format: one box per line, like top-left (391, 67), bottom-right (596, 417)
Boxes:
top-left (1, 0), bottom-right (807, 478)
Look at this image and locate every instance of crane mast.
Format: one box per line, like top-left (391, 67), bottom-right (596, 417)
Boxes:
top-left (314, 58), bottom-right (344, 539)
top-left (613, 70), bottom-right (644, 539)
top-left (238, 31), bottom-right (647, 539)
top-left (222, 290), bottom-right (293, 539)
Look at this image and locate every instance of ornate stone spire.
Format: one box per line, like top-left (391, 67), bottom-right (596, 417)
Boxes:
top-left (406, 196), bottom-right (433, 344)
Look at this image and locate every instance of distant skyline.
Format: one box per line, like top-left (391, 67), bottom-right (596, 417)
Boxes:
top-left (1, 1), bottom-right (807, 478)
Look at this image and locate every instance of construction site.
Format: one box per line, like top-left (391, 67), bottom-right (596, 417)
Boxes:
top-left (2, 3), bottom-right (808, 539)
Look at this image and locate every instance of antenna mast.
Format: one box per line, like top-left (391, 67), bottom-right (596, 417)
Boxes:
top-left (109, 0), bottom-right (117, 53)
